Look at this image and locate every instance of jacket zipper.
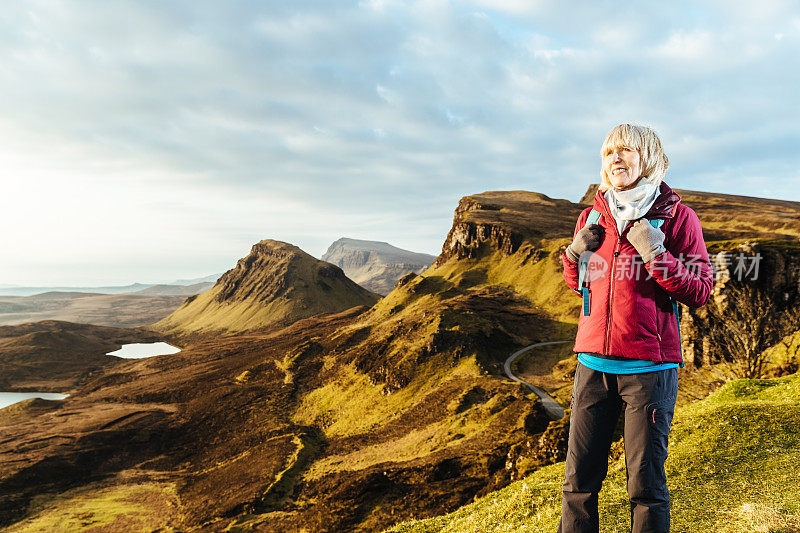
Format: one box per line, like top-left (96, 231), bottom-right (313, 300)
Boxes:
top-left (605, 218), bottom-right (633, 354)
top-left (598, 191), bottom-right (679, 358)
top-left (605, 237), bottom-right (622, 353)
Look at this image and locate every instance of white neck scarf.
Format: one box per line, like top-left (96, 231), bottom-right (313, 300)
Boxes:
top-left (603, 180), bottom-right (660, 235)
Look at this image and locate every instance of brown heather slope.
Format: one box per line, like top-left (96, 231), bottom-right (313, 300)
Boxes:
top-left (152, 239), bottom-right (381, 337)
top-left (0, 302), bottom-right (558, 532)
top-left (0, 320), bottom-right (164, 392)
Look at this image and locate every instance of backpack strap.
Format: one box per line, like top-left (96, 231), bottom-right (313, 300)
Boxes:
top-left (577, 209), bottom-right (601, 289)
top-left (672, 299), bottom-right (684, 368)
top-left (577, 209), bottom-right (602, 316)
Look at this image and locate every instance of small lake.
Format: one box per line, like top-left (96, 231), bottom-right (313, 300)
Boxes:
top-left (106, 342), bottom-right (181, 359)
top-left (0, 392), bottom-right (69, 410)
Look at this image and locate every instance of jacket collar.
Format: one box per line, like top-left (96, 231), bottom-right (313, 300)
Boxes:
top-left (595, 181), bottom-right (681, 223)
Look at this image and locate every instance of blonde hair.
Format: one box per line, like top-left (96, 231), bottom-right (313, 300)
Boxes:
top-left (599, 123), bottom-right (669, 192)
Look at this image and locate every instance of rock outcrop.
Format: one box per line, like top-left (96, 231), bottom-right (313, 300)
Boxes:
top-left (680, 240), bottom-right (800, 368)
top-left (320, 237), bottom-right (435, 295)
top-left (434, 191), bottom-right (584, 267)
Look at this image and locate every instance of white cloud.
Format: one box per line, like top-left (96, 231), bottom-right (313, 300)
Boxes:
top-left (376, 84), bottom-right (399, 105)
top-left (0, 1), bottom-right (798, 285)
top-left (656, 30), bottom-right (714, 60)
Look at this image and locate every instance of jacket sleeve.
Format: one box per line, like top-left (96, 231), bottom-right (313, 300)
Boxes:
top-left (644, 205), bottom-right (713, 309)
top-left (562, 207), bottom-right (592, 297)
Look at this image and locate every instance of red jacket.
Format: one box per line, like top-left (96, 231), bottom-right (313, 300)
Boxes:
top-left (562, 182), bottom-right (713, 363)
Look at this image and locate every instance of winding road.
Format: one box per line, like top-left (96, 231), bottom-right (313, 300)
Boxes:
top-left (503, 341), bottom-right (573, 420)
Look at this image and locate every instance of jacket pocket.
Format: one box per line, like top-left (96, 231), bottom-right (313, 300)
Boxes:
top-left (655, 293), bottom-right (678, 353)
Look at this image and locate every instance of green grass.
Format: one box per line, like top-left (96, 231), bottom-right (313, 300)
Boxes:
top-left (292, 355), bottom-right (503, 481)
top-left (386, 371), bottom-right (800, 533)
top-left (426, 241), bottom-right (579, 325)
top-left (762, 330), bottom-right (800, 368)
top-left (6, 482), bottom-right (183, 532)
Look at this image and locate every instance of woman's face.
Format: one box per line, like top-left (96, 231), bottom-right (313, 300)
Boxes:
top-left (603, 145), bottom-right (642, 190)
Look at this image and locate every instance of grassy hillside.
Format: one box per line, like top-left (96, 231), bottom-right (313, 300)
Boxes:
top-left (387, 371), bottom-right (800, 533)
top-left (428, 241), bottom-right (579, 325)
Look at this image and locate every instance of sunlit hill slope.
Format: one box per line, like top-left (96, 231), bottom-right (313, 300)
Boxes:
top-left (152, 239), bottom-right (381, 336)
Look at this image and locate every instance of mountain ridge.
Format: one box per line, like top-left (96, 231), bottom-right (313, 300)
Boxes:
top-left (321, 237), bottom-right (435, 295)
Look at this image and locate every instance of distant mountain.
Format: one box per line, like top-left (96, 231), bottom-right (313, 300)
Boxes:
top-left (166, 273), bottom-right (223, 285)
top-left (0, 283), bottom-right (153, 297)
top-left (320, 237), bottom-right (435, 295)
top-left (0, 275), bottom-right (222, 298)
top-left (133, 282), bottom-right (215, 296)
top-left (151, 239), bottom-right (381, 335)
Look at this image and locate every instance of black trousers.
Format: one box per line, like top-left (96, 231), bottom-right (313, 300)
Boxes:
top-left (557, 362), bottom-right (678, 533)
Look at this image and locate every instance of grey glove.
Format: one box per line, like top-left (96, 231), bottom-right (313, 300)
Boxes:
top-left (565, 224), bottom-right (604, 263)
top-left (628, 219), bottom-right (666, 263)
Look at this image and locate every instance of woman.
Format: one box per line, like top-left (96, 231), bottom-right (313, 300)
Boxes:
top-left (558, 124), bottom-right (713, 533)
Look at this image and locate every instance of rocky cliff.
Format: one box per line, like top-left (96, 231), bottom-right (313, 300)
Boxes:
top-left (680, 240), bottom-right (800, 371)
top-left (320, 237), bottom-right (435, 295)
top-left (434, 190), bottom-right (584, 268)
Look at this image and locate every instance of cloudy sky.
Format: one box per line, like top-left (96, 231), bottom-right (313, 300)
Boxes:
top-left (1, 0), bottom-right (798, 286)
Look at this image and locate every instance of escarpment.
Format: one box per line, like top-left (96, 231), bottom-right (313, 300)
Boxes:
top-left (434, 191), bottom-right (584, 267)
